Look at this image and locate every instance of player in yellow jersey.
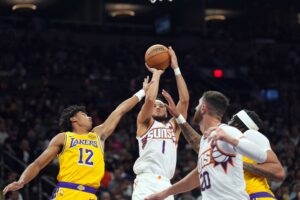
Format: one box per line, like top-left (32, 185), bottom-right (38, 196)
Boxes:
top-left (228, 109), bottom-right (285, 200)
top-left (3, 77), bottom-right (153, 200)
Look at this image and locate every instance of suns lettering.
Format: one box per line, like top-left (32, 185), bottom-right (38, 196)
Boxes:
top-left (198, 149), bottom-right (213, 173)
top-left (147, 128), bottom-right (175, 142)
top-left (70, 138), bottom-right (98, 148)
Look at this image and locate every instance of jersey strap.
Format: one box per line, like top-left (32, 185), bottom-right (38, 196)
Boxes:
top-left (57, 182), bottom-right (98, 194)
top-left (250, 192), bottom-right (276, 199)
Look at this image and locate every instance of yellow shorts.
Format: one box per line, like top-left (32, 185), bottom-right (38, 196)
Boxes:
top-left (51, 187), bottom-right (97, 200)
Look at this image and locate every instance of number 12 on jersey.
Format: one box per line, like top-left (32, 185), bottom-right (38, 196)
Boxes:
top-left (78, 148), bottom-right (94, 166)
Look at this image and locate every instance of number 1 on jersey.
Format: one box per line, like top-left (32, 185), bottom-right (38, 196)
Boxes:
top-left (162, 140), bottom-right (166, 154)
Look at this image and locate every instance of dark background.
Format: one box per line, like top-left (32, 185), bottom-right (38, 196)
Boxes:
top-left (0, 0), bottom-right (300, 199)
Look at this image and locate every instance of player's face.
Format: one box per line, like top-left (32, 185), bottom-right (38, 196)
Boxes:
top-left (152, 101), bottom-right (167, 118)
top-left (193, 98), bottom-right (204, 124)
top-left (75, 111), bottom-right (93, 130)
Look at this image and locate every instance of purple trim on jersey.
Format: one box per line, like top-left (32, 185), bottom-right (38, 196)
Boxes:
top-left (250, 192), bottom-right (276, 199)
top-left (56, 182), bottom-right (97, 194)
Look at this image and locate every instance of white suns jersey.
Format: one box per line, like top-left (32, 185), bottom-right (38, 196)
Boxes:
top-left (197, 124), bottom-right (249, 200)
top-left (133, 120), bottom-right (177, 179)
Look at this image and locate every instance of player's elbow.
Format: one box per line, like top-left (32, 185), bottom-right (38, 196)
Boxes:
top-left (275, 168), bottom-right (285, 181)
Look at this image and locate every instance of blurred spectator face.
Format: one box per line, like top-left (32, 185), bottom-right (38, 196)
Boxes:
top-left (152, 101), bottom-right (168, 120)
top-left (7, 172), bottom-right (18, 182)
top-left (20, 139), bottom-right (30, 151)
top-left (101, 192), bottom-right (111, 200)
top-left (72, 111), bottom-right (92, 130)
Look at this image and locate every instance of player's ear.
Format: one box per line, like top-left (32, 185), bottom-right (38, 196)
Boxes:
top-left (201, 103), bottom-right (207, 114)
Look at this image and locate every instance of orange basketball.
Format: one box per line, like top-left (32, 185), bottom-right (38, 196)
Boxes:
top-left (145, 44), bottom-right (170, 70)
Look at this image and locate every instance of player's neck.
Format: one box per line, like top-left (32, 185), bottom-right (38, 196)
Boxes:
top-left (72, 126), bottom-right (89, 135)
top-left (200, 116), bottom-right (221, 137)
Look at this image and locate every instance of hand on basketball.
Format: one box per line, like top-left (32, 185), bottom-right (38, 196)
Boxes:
top-left (145, 191), bottom-right (168, 200)
top-left (142, 76), bottom-right (153, 93)
top-left (162, 89), bottom-right (180, 118)
top-left (3, 180), bottom-right (25, 196)
top-left (145, 63), bottom-right (164, 75)
top-left (168, 46), bottom-right (179, 69)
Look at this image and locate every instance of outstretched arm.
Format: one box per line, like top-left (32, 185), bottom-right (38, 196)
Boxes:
top-left (93, 77), bottom-right (152, 140)
top-left (145, 168), bottom-right (200, 200)
top-left (162, 90), bottom-right (201, 153)
top-left (244, 150), bottom-right (285, 181)
top-left (136, 67), bottom-right (164, 135)
top-left (3, 133), bottom-right (64, 195)
top-left (169, 47), bottom-right (189, 119)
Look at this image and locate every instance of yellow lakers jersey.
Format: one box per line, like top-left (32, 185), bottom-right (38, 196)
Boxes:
top-left (57, 132), bottom-right (105, 188)
top-left (243, 156), bottom-right (274, 196)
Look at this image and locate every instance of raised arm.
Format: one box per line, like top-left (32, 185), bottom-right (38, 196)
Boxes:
top-left (162, 90), bottom-right (201, 152)
top-left (169, 47), bottom-right (189, 119)
top-left (145, 168), bottom-right (200, 200)
top-left (137, 67), bottom-right (164, 135)
top-left (93, 77), bottom-right (152, 141)
top-left (3, 133), bottom-right (65, 195)
top-left (243, 150), bottom-right (285, 181)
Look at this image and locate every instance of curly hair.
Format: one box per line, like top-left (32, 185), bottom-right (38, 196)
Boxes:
top-left (228, 109), bottom-right (263, 132)
top-left (59, 105), bottom-right (86, 132)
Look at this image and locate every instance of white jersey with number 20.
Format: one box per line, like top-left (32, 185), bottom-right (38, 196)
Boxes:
top-left (197, 124), bottom-right (249, 200)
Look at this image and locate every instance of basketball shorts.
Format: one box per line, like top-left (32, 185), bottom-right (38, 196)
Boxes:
top-left (249, 192), bottom-right (277, 200)
top-left (51, 182), bottom-right (97, 200)
top-left (132, 173), bottom-right (174, 200)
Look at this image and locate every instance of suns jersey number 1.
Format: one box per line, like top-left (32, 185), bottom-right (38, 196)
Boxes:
top-left (133, 120), bottom-right (177, 179)
top-left (197, 124), bottom-right (249, 200)
top-left (57, 132), bottom-right (105, 189)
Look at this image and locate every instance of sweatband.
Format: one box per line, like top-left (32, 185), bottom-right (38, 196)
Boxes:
top-left (234, 138), bottom-right (267, 163)
top-left (236, 110), bottom-right (259, 130)
top-left (174, 68), bottom-right (181, 76)
top-left (175, 114), bottom-right (186, 124)
top-left (134, 89), bottom-right (145, 101)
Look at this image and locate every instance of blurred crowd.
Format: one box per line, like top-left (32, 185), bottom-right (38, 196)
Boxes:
top-left (0, 19), bottom-right (300, 200)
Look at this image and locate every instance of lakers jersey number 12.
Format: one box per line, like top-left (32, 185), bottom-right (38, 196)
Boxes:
top-left (57, 132), bottom-right (105, 189)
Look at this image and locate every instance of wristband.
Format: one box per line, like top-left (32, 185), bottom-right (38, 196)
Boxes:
top-left (134, 89), bottom-right (145, 101)
top-left (174, 68), bottom-right (181, 76)
top-left (175, 114), bottom-right (186, 124)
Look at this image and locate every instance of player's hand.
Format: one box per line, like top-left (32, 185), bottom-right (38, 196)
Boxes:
top-left (162, 89), bottom-right (180, 118)
top-left (145, 63), bottom-right (164, 75)
top-left (145, 191), bottom-right (168, 200)
top-left (142, 76), bottom-right (153, 93)
top-left (3, 180), bottom-right (25, 196)
top-left (168, 46), bottom-right (179, 69)
top-left (207, 127), bottom-right (236, 145)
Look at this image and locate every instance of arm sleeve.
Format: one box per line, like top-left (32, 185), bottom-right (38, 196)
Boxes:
top-left (216, 125), bottom-right (267, 163)
top-left (243, 130), bottom-right (271, 152)
top-left (234, 138), bottom-right (267, 163)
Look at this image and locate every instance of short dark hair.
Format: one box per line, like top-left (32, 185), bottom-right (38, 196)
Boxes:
top-left (59, 105), bottom-right (86, 132)
top-left (228, 109), bottom-right (263, 132)
top-left (202, 91), bottom-right (229, 119)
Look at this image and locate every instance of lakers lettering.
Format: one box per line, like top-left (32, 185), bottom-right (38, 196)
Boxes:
top-left (69, 138), bottom-right (98, 148)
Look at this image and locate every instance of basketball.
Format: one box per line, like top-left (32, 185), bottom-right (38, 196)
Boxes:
top-left (145, 44), bottom-right (170, 70)
top-left (212, 148), bottom-right (229, 163)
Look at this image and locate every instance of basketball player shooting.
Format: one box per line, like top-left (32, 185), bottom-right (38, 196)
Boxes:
top-left (3, 77), bottom-right (152, 200)
top-left (132, 47), bottom-right (189, 200)
top-left (145, 91), bottom-right (270, 200)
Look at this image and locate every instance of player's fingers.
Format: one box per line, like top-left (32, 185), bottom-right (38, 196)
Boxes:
top-left (146, 76), bottom-right (149, 83)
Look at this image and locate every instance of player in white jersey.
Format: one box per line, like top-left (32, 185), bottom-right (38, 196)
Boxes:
top-left (132, 47), bottom-right (189, 200)
top-left (145, 91), bottom-right (270, 200)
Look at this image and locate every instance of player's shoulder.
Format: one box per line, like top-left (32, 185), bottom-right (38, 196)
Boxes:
top-left (50, 132), bottom-right (66, 146)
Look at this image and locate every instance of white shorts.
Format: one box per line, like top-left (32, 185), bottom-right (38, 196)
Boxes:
top-left (132, 173), bottom-right (174, 200)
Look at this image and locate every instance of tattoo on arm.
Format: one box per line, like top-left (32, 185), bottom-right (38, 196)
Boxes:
top-left (243, 162), bottom-right (275, 180)
top-left (179, 122), bottom-right (201, 153)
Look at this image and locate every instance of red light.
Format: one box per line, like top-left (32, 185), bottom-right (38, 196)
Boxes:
top-left (213, 69), bottom-right (223, 78)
